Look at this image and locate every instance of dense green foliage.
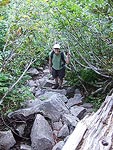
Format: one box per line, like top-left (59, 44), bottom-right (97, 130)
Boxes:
top-left (0, 0), bottom-right (113, 113)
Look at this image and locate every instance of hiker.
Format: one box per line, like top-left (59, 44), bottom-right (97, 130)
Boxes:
top-left (49, 43), bottom-right (70, 89)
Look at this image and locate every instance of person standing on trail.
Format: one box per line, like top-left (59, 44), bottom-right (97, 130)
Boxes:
top-left (49, 43), bottom-right (70, 89)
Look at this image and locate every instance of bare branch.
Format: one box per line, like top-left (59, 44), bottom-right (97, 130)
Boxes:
top-left (91, 88), bottom-right (103, 96)
top-left (71, 52), bottom-right (90, 69)
top-left (0, 51), bottom-right (16, 72)
top-left (0, 58), bottom-right (36, 105)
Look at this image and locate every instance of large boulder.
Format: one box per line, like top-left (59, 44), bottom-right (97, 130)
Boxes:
top-left (31, 114), bottom-right (54, 150)
top-left (36, 94), bottom-right (69, 121)
top-left (8, 93), bottom-right (69, 122)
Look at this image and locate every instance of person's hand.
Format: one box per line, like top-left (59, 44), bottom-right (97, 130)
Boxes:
top-left (67, 52), bottom-right (71, 58)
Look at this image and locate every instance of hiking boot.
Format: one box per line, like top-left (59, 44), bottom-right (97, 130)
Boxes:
top-left (52, 84), bottom-right (59, 89)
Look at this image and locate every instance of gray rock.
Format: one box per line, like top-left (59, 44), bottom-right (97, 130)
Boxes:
top-left (35, 77), bottom-right (48, 87)
top-left (81, 103), bottom-right (93, 108)
top-left (37, 94), bottom-right (69, 121)
top-left (46, 88), bottom-right (67, 96)
top-left (70, 105), bottom-right (86, 119)
top-left (66, 86), bottom-right (75, 98)
top-left (39, 92), bottom-right (68, 103)
top-left (52, 121), bottom-right (63, 131)
top-left (66, 93), bottom-right (83, 108)
top-left (20, 144), bottom-right (31, 150)
top-left (16, 123), bottom-right (26, 136)
top-left (0, 130), bottom-right (16, 150)
top-left (22, 98), bottom-right (42, 108)
top-left (52, 141), bottom-right (64, 150)
top-left (62, 114), bottom-right (79, 127)
top-left (57, 124), bottom-right (69, 138)
top-left (43, 79), bottom-right (55, 87)
top-left (27, 68), bottom-right (39, 76)
top-left (85, 108), bottom-right (94, 114)
top-left (38, 91), bottom-right (58, 100)
top-left (31, 114), bottom-right (54, 150)
top-left (35, 89), bottom-right (46, 97)
top-left (35, 90), bottom-right (42, 97)
top-left (38, 67), bottom-right (43, 71)
top-left (75, 89), bottom-right (81, 94)
top-left (27, 80), bottom-right (36, 87)
top-left (43, 69), bottom-right (50, 75)
top-left (57, 94), bottom-right (68, 103)
top-left (8, 107), bottom-right (33, 119)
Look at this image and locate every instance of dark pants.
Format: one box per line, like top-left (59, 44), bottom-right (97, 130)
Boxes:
top-left (52, 67), bottom-right (65, 80)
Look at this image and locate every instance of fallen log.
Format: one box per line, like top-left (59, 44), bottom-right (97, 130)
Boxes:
top-left (62, 93), bottom-right (113, 150)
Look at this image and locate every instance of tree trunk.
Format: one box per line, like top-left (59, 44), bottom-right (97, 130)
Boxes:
top-left (62, 94), bottom-right (113, 150)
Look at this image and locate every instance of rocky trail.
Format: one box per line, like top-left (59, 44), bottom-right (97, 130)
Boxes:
top-left (0, 66), bottom-right (94, 150)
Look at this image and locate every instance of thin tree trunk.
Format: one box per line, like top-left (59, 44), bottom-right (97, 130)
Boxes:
top-left (0, 59), bottom-right (36, 105)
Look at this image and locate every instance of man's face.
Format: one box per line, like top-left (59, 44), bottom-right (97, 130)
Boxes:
top-left (54, 48), bottom-right (60, 55)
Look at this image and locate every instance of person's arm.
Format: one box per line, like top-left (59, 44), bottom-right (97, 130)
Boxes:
top-left (49, 56), bottom-right (52, 73)
top-left (65, 52), bottom-right (70, 64)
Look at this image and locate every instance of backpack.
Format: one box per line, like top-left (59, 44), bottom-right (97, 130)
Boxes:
top-left (51, 51), bottom-right (66, 67)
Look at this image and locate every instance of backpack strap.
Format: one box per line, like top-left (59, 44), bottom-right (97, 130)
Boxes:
top-left (50, 51), bottom-right (54, 67)
top-left (61, 52), bottom-right (66, 66)
top-left (51, 51), bottom-right (54, 60)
